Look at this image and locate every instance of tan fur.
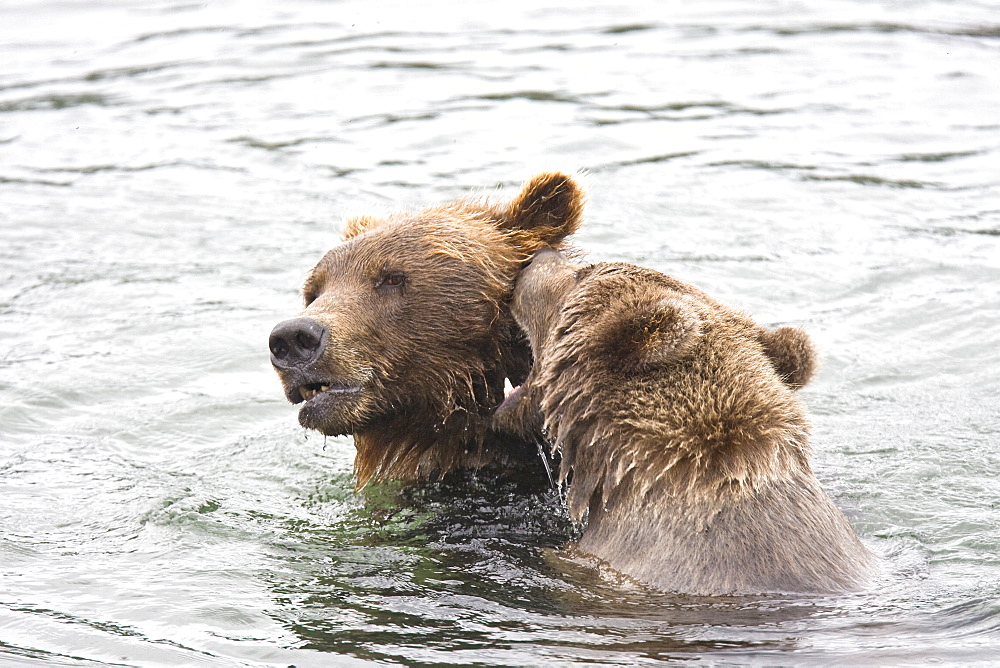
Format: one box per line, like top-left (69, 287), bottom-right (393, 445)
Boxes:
top-left (501, 250), bottom-right (875, 595)
top-left (270, 173), bottom-right (584, 489)
top-left (758, 326), bottom-right (818, 389)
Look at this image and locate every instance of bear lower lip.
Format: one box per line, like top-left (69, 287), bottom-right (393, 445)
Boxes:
top-left (297, 384), bottom-right (366, 436)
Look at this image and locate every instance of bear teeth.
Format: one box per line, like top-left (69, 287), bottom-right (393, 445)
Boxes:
top-left (300, 384), bottom-right (330, 401)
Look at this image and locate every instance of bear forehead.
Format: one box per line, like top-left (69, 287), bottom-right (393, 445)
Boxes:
top-left (557, 265), bottom-right (670, 310)
top-left (318, 223), bottom-right (431, 269)
top-left (553, 263), bottom-right (762, 346)
top-left (305, 214), bottom-right (519, 296)
top-left (315, 219), bottom-right (443, 263)
top-left (585, 263), bottom-right (691, 292)
top-left (569, 264), bottom-right (732, 314)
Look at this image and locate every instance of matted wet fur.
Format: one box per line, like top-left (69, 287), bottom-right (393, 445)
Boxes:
top-left (496, 249), bottom-right (875, 596)
top-left (269, 173), bottom-right (583, 489)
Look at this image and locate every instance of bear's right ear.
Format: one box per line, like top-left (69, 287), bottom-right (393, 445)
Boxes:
top-left (497, 172), bottom-right (584, 248)
top-left (595, 297), bottom-right (702, 370)
top-left (758, 326), bottom-right (818, 390)
top-left (342, 214), bottom-right (386, 239)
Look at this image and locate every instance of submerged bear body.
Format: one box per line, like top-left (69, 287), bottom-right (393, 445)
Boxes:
top-left (499, 250), bottom-right (875, 596)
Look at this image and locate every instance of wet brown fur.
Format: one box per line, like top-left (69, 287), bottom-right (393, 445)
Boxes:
top-left (272, 173), bottom-right (583, 489)
top-left (500, 251), bottom-right (875, 596)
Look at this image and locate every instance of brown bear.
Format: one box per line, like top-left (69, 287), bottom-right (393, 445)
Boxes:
top-left (269, 173), bottom-right (583, 489)
top-left (496, 249), bottom-right (875, 596)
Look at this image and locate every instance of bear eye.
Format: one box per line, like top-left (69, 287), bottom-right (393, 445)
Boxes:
top-left (375, 271), bottom-right (407, 292)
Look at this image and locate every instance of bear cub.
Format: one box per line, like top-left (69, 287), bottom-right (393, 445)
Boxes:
top-left (498, 249), bottom-right (875, 596)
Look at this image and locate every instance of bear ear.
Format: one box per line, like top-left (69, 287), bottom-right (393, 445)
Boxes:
top-left (342, 214), bottom-right (386, 239)
top-left (758, 326), bottom-right (818, 390)
top-left (596, 297), bottom-right (702, 370)
top-left (498, 172), bottom-right (584, 247)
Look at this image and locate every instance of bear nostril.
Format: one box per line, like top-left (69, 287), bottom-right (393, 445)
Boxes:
top-left (269, 317), bottom-right (328, 368)
top-left (269, 336), bottom-right (290, 359)
top-left (296, 330), bottom-right (321, 352)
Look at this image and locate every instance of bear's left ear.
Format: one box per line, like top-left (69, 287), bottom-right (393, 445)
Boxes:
top-left (342, 215), bottom-right (386, 240)
top-left (595, 297), bottom-right (702, 370)
top-left (497, 172), bottom-right (584, 248)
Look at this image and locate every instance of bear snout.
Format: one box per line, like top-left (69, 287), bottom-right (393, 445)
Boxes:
top-left (269, 317), bottom-right (328, 370)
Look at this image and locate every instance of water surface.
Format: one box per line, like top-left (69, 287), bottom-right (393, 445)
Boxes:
top-left (2, 0), bottom-right (999, 665)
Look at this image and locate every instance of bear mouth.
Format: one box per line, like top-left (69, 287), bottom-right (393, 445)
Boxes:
top-left (294, 380), bottom-right (367, 437)
top-left (497, 378), bottom-right (523, 412)
top-left (296, 382), bottom-right (362, 403)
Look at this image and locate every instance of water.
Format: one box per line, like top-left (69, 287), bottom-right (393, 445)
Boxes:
top-left (2, 0), bottom-right (998, 665)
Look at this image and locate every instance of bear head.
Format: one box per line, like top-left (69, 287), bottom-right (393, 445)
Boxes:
top-left (499, 249), bottom-right (817, 520)
top-left (496, 249), bottom-right (819, 448)
top-left (269, 174), bottom-right (583, 488)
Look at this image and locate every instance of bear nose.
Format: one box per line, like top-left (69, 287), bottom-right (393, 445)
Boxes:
top-left (269, 317), bottom-right (328, 368)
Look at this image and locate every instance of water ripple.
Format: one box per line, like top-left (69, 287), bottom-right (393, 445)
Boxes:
top-left (1, 0), bottom-right (999, 665)
top-left (0, 93), bottom-right (116, 111)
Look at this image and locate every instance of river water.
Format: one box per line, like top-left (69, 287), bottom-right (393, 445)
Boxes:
top-left (2, 0), bottom-right (998, 665)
